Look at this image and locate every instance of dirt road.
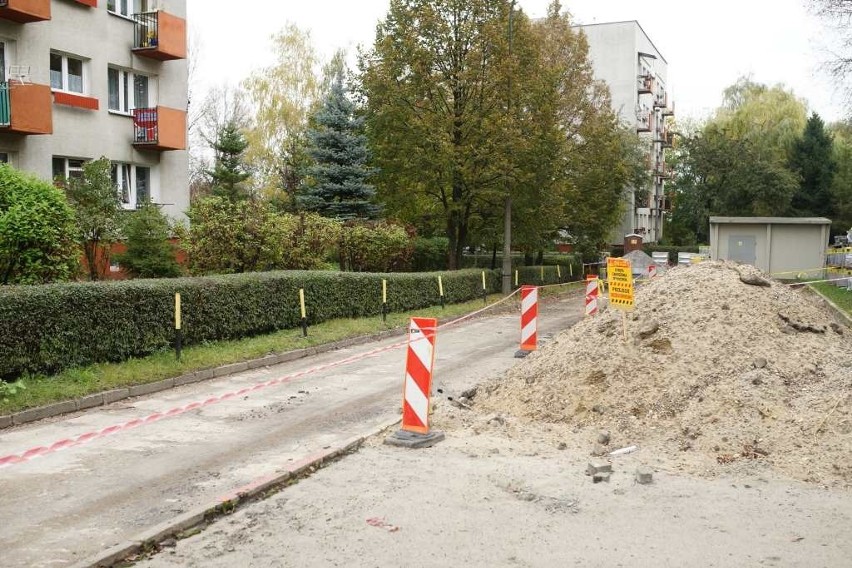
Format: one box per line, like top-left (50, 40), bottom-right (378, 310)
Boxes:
top-left (0, 296), bottom-right (583, 567)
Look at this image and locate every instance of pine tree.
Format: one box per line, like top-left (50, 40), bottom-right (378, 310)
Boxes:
top-left (788, 113), bottom-right (837, 218)
top-left (114, 202), bottom-right (181, 278)
top-left (300, 72), bottom-right (380, 220)
top-left (207, 120), bottom-right (251, 202)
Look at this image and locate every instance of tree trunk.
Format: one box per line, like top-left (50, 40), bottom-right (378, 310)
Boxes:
top-left (490, 243), bottom-right (497, 270)
top-left (536, 250), bottom-right (544, 265)
top-left (85, 241), bottom-right (99, 281)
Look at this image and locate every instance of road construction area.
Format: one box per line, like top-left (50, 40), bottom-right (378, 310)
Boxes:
top-left (0, 291), bottom-right (581, 567)
top-left (4, 262), bottom-right (852, 567)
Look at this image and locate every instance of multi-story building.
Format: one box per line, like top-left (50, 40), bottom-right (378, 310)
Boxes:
top-left (0, 0), bottom-right (188, 219)
top-left (578, 20), bottom-right (674, 244)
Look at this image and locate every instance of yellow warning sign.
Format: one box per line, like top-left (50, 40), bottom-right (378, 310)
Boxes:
top-left (607, 258), bottom-right (635, 311)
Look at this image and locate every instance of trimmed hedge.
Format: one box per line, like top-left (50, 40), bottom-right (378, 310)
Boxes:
top-left (0, 269), bottom-right (501, 380)
top-left (610, 244), bottom-right (701, 264)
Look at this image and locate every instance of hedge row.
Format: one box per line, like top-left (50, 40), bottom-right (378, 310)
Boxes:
top-left (610, 244), bottom-right (701, 264)
top-left (0, 269), bottom-right (502, 380)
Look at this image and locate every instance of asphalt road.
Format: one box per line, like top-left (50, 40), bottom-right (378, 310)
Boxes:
top-left (0, 295), bottom-right (584, 567)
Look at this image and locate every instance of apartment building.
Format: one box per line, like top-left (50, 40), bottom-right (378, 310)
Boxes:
top-left (578, 20), bottom-right (674, 244)
top-left (0, 0), bottom-right (188, 219)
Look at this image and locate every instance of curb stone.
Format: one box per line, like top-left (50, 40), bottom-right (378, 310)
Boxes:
top-left (12, 401), bottom-right (77, 426)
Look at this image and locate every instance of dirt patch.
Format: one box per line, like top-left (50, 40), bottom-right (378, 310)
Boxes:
top-left (476, 261), bottom-right (852, 486)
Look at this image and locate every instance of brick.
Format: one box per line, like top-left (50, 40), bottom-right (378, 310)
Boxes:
top-left (77, 393), bottom-right (104, 410)
top-left (0, 415), bottom-right (12, 429)
top-left (635, 467), bottom-right (654, 485)
top-left (586, 462), bottom-right (613, 476)
top-left (13, 400), bottom-right (77, 425)
top-left (102, 388), bottom-right (130, 405)
top-left (129, 379), bottom-right (175, 398)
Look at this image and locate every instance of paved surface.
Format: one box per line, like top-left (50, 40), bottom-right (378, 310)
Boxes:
top-left (0, 297), bottom-right (583, 567)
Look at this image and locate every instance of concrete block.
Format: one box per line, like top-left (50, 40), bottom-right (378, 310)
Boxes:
top-left (252, 354), bottom-right (279, 369)
top-left (586, 462), bottom-right (613, 476)
top-left (0, 415), bottom-right (12, 429)
top-left (13, 400), bottom-right (77, 425)
top-left (129, 379), bottom-right (175, 398)
top-left (77, 393), bottom-right (104, 410)
top-left (635, 467), bottom-right (654, 485)
top-left (592, 472), bottom-right (611, 484)
top-left (174, 368), bottom-right (214, 387)
top-left (102, 388), bottom-right (130, 405)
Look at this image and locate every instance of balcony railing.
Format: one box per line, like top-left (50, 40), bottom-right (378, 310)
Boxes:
top-left (636, 110), bottom-right (652, 133)
top-left (637, 73), bottom-right (654, 94)
top-left (0, 0), bottom-right (51, 23)
top-left (0, 82), bottom-right (52, 135)
top-left (0, 84), bottom-right (10, 127)
top-left (133, 106), bottom-right (186, 151)
top-left (133, 11), bottom-right (187, 61)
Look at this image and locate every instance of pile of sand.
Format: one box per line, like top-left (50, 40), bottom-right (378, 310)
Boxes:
top-left (476, 261), bottom-right (852, 486)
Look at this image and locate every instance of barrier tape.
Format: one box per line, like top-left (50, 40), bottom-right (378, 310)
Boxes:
top-left (0, 289), bottom-right (523, 471)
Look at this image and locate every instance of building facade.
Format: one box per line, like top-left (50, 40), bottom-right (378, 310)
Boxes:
top-left (0, 0), bottom-right (188, 219)
top-left (578, 20), bottom-right (674, 244)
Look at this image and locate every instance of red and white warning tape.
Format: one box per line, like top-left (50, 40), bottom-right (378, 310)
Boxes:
top-left (0, 290), bottom-right (523, 471)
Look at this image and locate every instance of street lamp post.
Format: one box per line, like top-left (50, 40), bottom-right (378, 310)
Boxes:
top-left (501, 0), bottom-right (515, 295)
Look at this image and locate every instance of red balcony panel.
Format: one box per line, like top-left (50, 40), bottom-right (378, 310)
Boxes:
top-left (0, 0), bottom-right (51, 23)
top-left (133, 11), bottom-right (187, 61)
top-left (53, 91), bottom-right (99, 110)
top-left (132, 106), bottom-right (186, 151)
top-left (0, 83), bottom-right (53, 135)
top-left (74, 0), bottom-right (97, 7)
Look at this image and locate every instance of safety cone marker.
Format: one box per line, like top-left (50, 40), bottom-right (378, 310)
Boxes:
top-left (585, 276), bottom-right (599, 317)
top-left (385, 317), bottom-right (445, 449)
top-left (514, 285), bottom-right (538, 358)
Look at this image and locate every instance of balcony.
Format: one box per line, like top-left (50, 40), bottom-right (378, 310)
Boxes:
top-left (0, 82), bottom-right (52, 135)
top-left (132, 11), bottom-right (187, 61)
top-left (662, 100), bottom-right (675, 117)
top-left (0, 0), bottom-right (50, 23)
top-left (653, 90), bottom-right (667, 109)
top-left (637, 73), bottom-right (654, 95)
top-left (132, 106), bottom-right (186, 151)
top-left (654, 163), bottom-right (672, 180)
top-left (636, 110), bottom-right (652, 133)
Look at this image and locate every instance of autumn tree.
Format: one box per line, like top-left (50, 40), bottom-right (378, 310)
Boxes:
top-left (243, 24), bottom-right (323, 210)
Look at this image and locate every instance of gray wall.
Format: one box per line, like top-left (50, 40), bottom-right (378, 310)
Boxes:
top-left (711, 222), bottom-right (829, 277)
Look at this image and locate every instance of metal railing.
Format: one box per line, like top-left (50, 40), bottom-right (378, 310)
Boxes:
top-left (133, 107), bottom-right (159, 143)
top-left (133, 11), bottom-right (159, 50)
top-left (0, 82), bottom-right (10, 127)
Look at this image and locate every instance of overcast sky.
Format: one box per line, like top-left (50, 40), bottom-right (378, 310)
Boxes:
top-left (188, 0), bottom-right (847, 123)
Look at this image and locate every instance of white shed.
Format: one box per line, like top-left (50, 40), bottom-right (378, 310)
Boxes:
top-left (709, 217), bottom-right (831, 278)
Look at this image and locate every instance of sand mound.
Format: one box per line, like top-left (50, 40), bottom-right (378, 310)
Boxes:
top-left (477, 261), bottom-right (852, 486)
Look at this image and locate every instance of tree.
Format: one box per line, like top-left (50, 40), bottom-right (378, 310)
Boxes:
top-left (64, 157), bottom-right (123, 281)
top-left (810, 0), bottom-right (852, 101)
top-left (114, 202), bottom-right (181, 278)
top-left (300, 69), bottom-right (380, 219)
top-left (0, 165), bottom-right (78, 284)
top-left (243, 24), bottom-right (323, 208)
top-left (207, 120), bottom-right (252, 202)
top-left (829, 121), bottom-right (852, 233)
top-left (788, 113), bottom-right (837, 218)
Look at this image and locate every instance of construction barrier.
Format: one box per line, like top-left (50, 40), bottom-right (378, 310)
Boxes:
top-left (585, 276), bottom-right (599, 317)
top-left (517, 285), bottom-right (538, 356)
top-left (400, 317), bottom-right (438, 435)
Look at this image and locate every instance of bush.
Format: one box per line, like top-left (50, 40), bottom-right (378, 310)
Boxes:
top-left (115, 203), bottom-right (181, 278)
top-left (610, 244), bottom-right (701, 264)
top-left (0, 269), bottom-right (501, 379)
top-left (0, 165), bottom-right (79, 284)
top-left (411, 237), bottom-right (449, 272)
top-left (338, 221), bottom-right (414, 272)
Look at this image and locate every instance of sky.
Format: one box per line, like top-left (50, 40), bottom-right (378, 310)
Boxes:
top-left (188, 0), bottom-right (847, 123)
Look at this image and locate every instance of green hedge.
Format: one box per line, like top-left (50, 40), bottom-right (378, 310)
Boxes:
top-left (610, 244), bottom-right (701, 264)
top-left (0, 269), bottom-right (502, 380)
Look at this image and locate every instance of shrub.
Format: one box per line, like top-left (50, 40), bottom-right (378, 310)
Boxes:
top-left (0, 269), bottom-right (501, 379)
top-left (0, 165), bottom-right (78, 284)
top-left (411, 237), bottom-right (449, 271)
top-left (339, 221), bottom-right (414, 272)
top-left (115, 202), bottom-right (181, 278)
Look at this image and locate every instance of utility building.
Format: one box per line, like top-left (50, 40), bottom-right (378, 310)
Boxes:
top-left (709, 217), bottom-right (832, 277)
top-left (577, 20), bottom-right (674, 244)
top-left (0, 0), bottom-right (188, 219)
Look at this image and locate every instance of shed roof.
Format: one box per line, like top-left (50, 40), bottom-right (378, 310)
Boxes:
top-left (709, 217), bottom-right (831, 225)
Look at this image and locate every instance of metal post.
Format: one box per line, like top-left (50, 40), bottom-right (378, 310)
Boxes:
top-left (299, 288), bottom-right (308, 338)
top-left (501, 0), bottom-right (516, 296)
top-left (174, 292), bottom-right (182, 361)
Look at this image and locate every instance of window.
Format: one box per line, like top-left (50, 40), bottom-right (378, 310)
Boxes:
top-left (107, 0), bottom-right (149, 18)
top-left (50, 52), bottom-right (86, 94)
top-left (52, 157), bottom-right (86, 181)
top-left (108, 67), bottom-right (154, 113)
top-left (111, 162), bottom-right (152, 208)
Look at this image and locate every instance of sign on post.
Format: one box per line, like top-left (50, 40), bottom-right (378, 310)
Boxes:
top-left (606, 258), bottom-right (635, 311)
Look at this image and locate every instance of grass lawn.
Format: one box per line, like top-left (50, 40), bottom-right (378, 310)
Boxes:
top-left (811, 281), bottom-right (852, 317)
top-left (0, 283), bottom-right (583, 416)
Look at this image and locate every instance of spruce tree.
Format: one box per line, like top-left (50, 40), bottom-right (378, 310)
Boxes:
top-left (788, 113), bottom-right (836, 218)
top-left (300, 72), bottom-right (380, 220)
top-left (207, 120), bottom-right (251, 202)
top-left (115, 202), bottom-right (181, 278)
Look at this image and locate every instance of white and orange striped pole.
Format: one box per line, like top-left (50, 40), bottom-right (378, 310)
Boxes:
top-left (585, 276), bottom-right (599, 317)
top-left (514, 285), bottom-right (538, 358)
top-left (387, 317), bottom-right (445, 448)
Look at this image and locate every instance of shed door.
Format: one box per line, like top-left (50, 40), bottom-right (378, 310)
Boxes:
top-left (728, 235), bottom-right (757, 265)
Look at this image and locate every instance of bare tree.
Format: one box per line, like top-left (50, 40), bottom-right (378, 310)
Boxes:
top-left (810, 0), bottom-right (852, 101)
